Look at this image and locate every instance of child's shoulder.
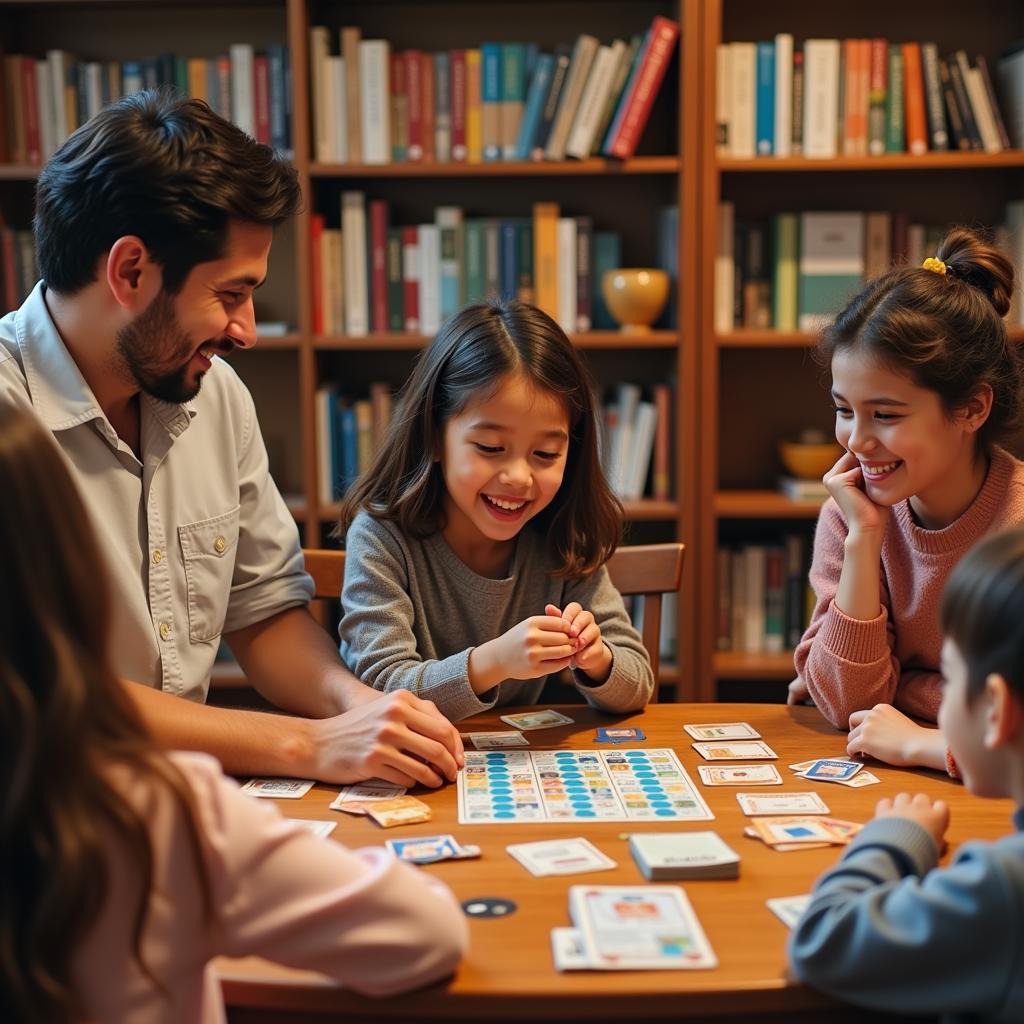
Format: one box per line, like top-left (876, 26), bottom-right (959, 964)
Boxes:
top-left (345, 508), bottom-right (419, 562)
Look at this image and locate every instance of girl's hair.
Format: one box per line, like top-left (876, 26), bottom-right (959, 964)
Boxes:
top-left (818, 225), bottom-right (1024, 449)
top-left (941, 526), bottom-right (1024, 704)
top-left (339, 300), bottom-right (623, 577)
top-left (0, 404), bottom-right (212, 1022)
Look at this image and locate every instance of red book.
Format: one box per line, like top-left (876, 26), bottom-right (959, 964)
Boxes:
top-left (901, 42), bottom-right (928, 155)
top-left (421, 53), bottom-right (435, 162)
top-left (253, 55), bottom-right (271, 145)
top-left (606, 16), bottom-right (679, 159)
top-left (401, 225), bottom-right (420, 332)
top-left (450, 49), bottom-right (467, 161)
top-left (369, 199), bottom-right (389, 333)
top-left (22, 57), bottom-right (41, 165)
top-left (404, 50), bottom-right (424, 162)
top-left (310, 213), bottom-right (324, 335)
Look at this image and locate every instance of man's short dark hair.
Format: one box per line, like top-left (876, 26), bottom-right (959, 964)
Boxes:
top-left (34, 89), bottom-right (301, 296)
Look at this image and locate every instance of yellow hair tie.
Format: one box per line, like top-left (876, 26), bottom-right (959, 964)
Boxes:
top-left (922, 256), bottom-right (947, 275)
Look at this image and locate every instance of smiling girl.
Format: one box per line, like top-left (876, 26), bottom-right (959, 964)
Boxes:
top-left (336, 300), bottom-right (653, 722)
top-left (794, 227), bottom-right (1024, 773)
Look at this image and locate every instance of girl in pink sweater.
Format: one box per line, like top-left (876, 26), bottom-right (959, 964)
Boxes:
top-left (793, 227), bottom-right (1024, 774)
top-left (0, 405), bottom-right (468, 1024)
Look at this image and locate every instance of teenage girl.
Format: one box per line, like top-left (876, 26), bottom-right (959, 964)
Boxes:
top-left (337, 300), bottom-right (654, 722)
top-left (793, 226), bottom-right (1024, 774)
top-left (0, 404), bottom-right (467, 1024)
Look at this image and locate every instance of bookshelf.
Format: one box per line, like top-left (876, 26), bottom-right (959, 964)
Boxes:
top-left (696, 0), bottom-right (1024, 699)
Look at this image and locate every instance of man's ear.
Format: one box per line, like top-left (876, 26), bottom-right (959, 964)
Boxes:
top-left (982, 672), bottom-right (1023, 749)
top-left (105, 236), bottom-right (161, 312)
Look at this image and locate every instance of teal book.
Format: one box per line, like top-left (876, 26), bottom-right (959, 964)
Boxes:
top-left (592, 231), bottom-right (622, 330)
top-left (516, 52), bottom-right (554, 159)
top-left (481, 43), bottom-right (503, 161)
top-left (797, 213), bottom-right (864, 331)
top-left (885, 45), bottom-right (905, 152)
top-left (463, 219), bottom-right (486, 303)
top-left (516, 219), bottom-right (534, 304)
top-left (439, 226), bottom-right (459, 320)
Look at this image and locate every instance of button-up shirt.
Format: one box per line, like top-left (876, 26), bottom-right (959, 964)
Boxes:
top-left (0, 283), bottom-right (313, 701)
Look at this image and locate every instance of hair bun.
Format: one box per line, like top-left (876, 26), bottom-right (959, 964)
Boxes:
top-left (936, 226), bottom-right (1014, 318)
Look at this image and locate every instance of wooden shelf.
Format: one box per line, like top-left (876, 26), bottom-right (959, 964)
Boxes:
top-left (718, 151), bottom-right (1024, 173)
top-left (715, 490), bottom-right (824, 519)
top-left (318, 498), bottom-right (680, 523)
top-left (310, 156), bottom-right (681, 178)
top-left (313, 330), bottom-right (679, 351)
top-left (719, 327), bottom-right (1024, 348)
top-left (0, 164), bottom-right (39, 180)
top-left (713, 651), bottom-right (795, 681)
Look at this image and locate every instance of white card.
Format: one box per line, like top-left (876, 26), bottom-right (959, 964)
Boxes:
top-left (692, 740), bottom-right (777, 761)
top-left (507, 837), bottom-right (617, 876)
top-left (551, 927), bottom-right (593, 971)
top-left (766, 895), bottom-right (811, 928)
top-left (293, 819), bottom-right (337, 838)
top-left (240, 777), bottom-right (315, 799)
top-left (736, 791), bottom-right (830, 816)
top-left (827, 769), bottom-right (881, 788)
top-left (329, 781), bottom-right (407, 814)
top-left (499, 709), bottom-right (575, 730)
top-left (698, 764), bottom-right (783, 786)
top-left (467, 731), bottom-right (530, 749)
top-left (684, 722), bottom-right (761, 741)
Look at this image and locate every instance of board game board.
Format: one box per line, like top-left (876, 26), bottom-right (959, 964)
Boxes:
top-left (458, 748), bottom-right (714, 824)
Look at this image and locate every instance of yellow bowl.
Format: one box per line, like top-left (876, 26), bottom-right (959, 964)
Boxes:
top-left (778, 440), bottom-right (843, 479)
top-left (601, 268), bottom-right (670, 332)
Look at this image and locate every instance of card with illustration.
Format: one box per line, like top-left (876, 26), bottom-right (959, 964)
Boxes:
top-left (736, 791), bottom-right (830, 816)
top-left (698, 764), bottom-right (783, 786)
top-left (750, 816), bottom-right (843, 846)
top-left (691, 740), bottom-right (777, 761)
top-left (330, 781), bottom-right (407, 815)
top-left (367, 796), bottom-right (432, 828)
top-left (240, 778), bottom-right (315, 799)
top-left (507, 837), bottom-right (617, 877)
top-left (467, 731), bottom-right (530, 749)
top-left (683, 722), bottom-right (761, 741)
top-left (499, 709), bottom-right (575, 730)
top-left (386, 834), bottom-right (481, 863)
top-left (595, 727), bottom-right (646, 744)
top-left (801, 759), bottom-right (863, 782)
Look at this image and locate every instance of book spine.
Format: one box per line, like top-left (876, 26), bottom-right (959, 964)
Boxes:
top-left (310, 213), bottom-right (325, 335)
top-left (450, 49), bottom-right (467, 161)
top-left (556, 216), bottom-right (577, 333)
top-left (547, 34), bottom-right (599, 161)
top-left (575, 215), bottom-right (592, 332)
top-left (515, 52), bottom-right (553, 160)
top-left (652, 382), bottom-right (671, 500)
top-left (499, 220), bottom-right (517, 301)
top-left (884, 44), bottom-right (905, 152)
top-left (867, 38), bottom-right (888, 155)
top-left (463, 219), bottom-right (485, 303)
top-left (401, 225), bottom-right (420, 332)
top-left (418, 223), bottom-right (441, 334)
top-left (965, 65), bottom-right (1003, 152)
top-left (592, 231), bottom-right (621, 330)
top-left (433, 51), bottom-right (451, 162)
top-left (465, 49), bottom-right (482, 162)
top-left (229, 43), bottom-right (254, 137)
top-left (500, 42), bottom-right (525, 160)
top-left (516, 219), bottom-right (534, 304)
top-left (532, 201), bottom-right (559, 319)
top-left (481, 43), bottom-right (502, 161)
top-left (253, 54), bottom-right (271, 145)
top-left (390, 52), bottom-right (408, 163)
top-left (341, 191), bottom-right (369, 336)
top-left (773, 33), bottom-right (793, 158)
top-left (901, 43), bottom-right (928, 155)
top-left (483, 219), bottom-right (500, 299)
top-left (420, 53), bottom-right (435, 162)
top-left (755, 41), bottom-right (775, 156)
top-left (920, 43), bottom-right (948, 150)
top-left (404, 51), bottom-right (423, 161)
top-left (715, 44), bottom-right (731, 157)
top-left (21, 58), bottom-right (41, 165)
top-left (565, 43), bottom-right (617, 159)
top-left (938, 57), bottom-right (968, 150)
top-left (949, 51), bottom-right (982, 150)
top-left (369, 199), bottom-right (389, 333)
top-left (803, 39), bottom-right (840, 159)
top-left (533, 46), bottom-right (571, 159)
top-left (386, 228), bottom-right (404, 331)
top-left (341, 26), bottom-right (362, 163)
top-left (268, 45), bottom-right (289, 153)
top-left (360, 40), bottom-right (391, 164)
top-left (976, 54), bottom-right (1011, 149)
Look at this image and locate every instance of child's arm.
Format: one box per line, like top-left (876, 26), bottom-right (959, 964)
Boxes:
top-left (789, 795), bottom-right (1022, 1017)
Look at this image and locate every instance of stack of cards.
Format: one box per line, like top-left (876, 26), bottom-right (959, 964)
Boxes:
top-left (240, 778), bottom-right (315, 799)
top-left (386, 834), bottom-right (481, 864)
top-left (499, 709), bottom-right (575, 730)
top-left (744, 815), bottom-right (862, 852)
top-left (507, 837), bottom-right (616, 876)
top-left (628, 831), bottom-right (740, 880)
top-left (330, 781), bottom-right (407, 815)
top-left (552, 886), bottom-right (717, 971)
top-left (466, 731), bottom-right (529, 750)
top-left (790, 758), bottom-right (881, 788)
top-left (366, 796), bottom-right (432, 828)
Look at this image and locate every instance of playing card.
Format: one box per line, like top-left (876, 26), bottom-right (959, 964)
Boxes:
top-left (292, 819), bottom-right (337, 838)
top-left (698, 764), bottom-right (783, 786)
top-left (828, 769), bottom-right (881, 788)
top-left (595, 727), bottom-right (646, 743)
top-left (499, 709), bottom-right (575, 730)
top-left (744, 826), bottom-right (832, 852)
top-left (801, 758), bottom-right (863, 782)
top-left (467, 731), bottom-right (530, 749)
top-left (684, 722), bottom-right (761, 741)
top-left (551, 928), bottom-right (593, 971)
top-left (766, 895), bottom-right (811, 928)
top-left (507, 837), bottom-right (617, 876)
top-left (691, 740), bottom-right (777, 761)
top-left (366, 796), bottom-right (432, 828)
top-left (736, 791), bottom-right (830, 816)
top-left (330, 781), bottom-right (407, 815)
top-left (240, 778), bottom-right (315, 799)
top-left (386, 834), bottom-right (481, 863)
top-left (788, 760), bottom-right (818, 773)
top-left (750, 816), bottom-right (843, 846)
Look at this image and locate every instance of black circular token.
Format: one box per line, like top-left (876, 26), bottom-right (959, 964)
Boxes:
top-left (461, 897), bottom-right (517, 919)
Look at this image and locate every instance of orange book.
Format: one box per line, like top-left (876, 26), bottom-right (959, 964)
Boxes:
top-left (465, 49), bottom-right (482, 163)
top-left (652, 383), bottom-right (672, 501)
top-left (188, 58), bottom-right (208, 102)
top-left (901, 42), bottom-right (928, 155)
top-left (532, 202), bottom-right (559, 320)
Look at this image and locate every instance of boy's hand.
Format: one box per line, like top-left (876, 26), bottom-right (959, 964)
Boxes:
top-left (873, 792), bottom-right (950, 850)
top-left (545, 603), bottom-right (612, 684)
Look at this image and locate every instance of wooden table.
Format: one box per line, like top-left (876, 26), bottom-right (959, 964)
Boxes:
top-left (220, 703), bottom-right (1016, 1024)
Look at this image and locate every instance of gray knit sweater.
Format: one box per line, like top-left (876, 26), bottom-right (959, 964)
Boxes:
top-left (338, 511), bottom-right (654, 722)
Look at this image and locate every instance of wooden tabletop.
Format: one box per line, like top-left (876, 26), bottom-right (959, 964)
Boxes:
top-left (220, 703), bottom-right (1016, 1024)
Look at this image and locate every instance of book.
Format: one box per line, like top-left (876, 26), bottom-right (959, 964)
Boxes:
top-left (797, 212), bottom-right (864, 331)
top-left (341, 191), bottom-right (369, 336)
top-left (532, 201), bottom-right (559, 320)
top-left (901, 42), bottom-right (927, 155)
top-left (341, 26), bottom-right (362, 163)
top-left (533, 45), bottom-right (572, 159)
top-left (546, 34), bottom-right (599, 160)
top-left (481, 43), bottom-right (502, 161)
top-left (773, 33), bottom-right (793, 158)
top-left (465, 49), bottom-right (483, 162)
top-left (500, 43), bottom-right (525, 159)
top-left (629, 831), bottom-right (740, 881)
top-left (885, 44), bottom-right (905, 152)
top-left (566, 41), bottom-right (623, 159)
top-left (515, 52), bottom-right (554, 160)
top-left (728, 41), bottom-right (756, 158)
top-left (433, 51), bottom-right (451, 162)
top-left (867, 38), bottom-right (887, 155)
top-left (996, 42), bottom-right (1024, 149)
top-left (755, 40), bottom-right (775, 156)
top-left (920, 43), bottom-right (948, 151)
top-left (771, 212), bottom-right (798, 332)
top-left (449, 49), bottom-right (466, 162)
top-left (803, 39), bottom-right (840, 158)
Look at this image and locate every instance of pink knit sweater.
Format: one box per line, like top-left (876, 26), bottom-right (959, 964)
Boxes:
top-left (795, 447), bottom-right (1024, 729)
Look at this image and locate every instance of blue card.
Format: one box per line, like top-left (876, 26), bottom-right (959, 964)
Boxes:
top-left (386, 834), bottom-right (480, 863)
top-left (595, 727), bottom-right (646, 744)
top-left (801, 759), bottom-right (862, 782)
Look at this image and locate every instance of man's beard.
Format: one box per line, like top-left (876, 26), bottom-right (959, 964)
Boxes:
top-left (115, 290), bottom-right (227, 404)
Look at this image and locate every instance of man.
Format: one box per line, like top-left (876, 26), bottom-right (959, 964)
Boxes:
top-left (0, 90), bottom-right (463, 787)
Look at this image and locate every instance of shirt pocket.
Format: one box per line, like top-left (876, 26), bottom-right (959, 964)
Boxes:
top-left (178, 506), bottom-right (240, 643)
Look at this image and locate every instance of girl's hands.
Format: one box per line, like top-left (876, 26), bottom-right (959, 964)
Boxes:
top-left (824, 450), bottom-right (890, 539)
top-left (469, 615), bottom-right (576, 693)
top-left (873, 792), bottom-right (950, 852)
top-left (546, 603), bottom-right (613, 684)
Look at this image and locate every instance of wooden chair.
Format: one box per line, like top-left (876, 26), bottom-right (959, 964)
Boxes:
top-left (302, 542), bottom-right (685, 702)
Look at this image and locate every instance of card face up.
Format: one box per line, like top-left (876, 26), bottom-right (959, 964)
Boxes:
top-left (240, 778), bottom-right (315, 799)
top-left (507, 837), bottom-right (617, 876)
top-left (736, 792), bottom-right (830, 816)
top-left (698, 764), bottom-right (783, 786)
top-left (683, 722), bottom-right (761, 741)
top-left (691, 740), bottom-right (778, 761)
top-left (467, 731), bottom-right (530, 749)
top-left (499, 709), bottom-right (575, 730)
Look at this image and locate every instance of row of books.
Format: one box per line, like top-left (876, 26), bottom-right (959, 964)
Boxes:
top-left (0, 45), bottom-right (292, 165)
top-left (315, 382), bottom-right (393, 504)
top-left (0, 228), bottom-right (37, 311)
top-left (716, 536), bottom-right (811, 655)
top-left (308, 16), bottom-right (678, 165)
top-left (599, 382), bottom-right (673, 502)
top-left (716, 36), bottom-right (1018, 159)
top-left (716, 204), bottom-right (1024, 333)
top-left (312, 193), bottom-right (678, 337)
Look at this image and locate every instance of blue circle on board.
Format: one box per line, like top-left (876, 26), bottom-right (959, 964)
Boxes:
top-left (655, 808), bottom-right (678, 817)
top-left (575, 810), bottom-right (597, 817)
top-left (493, 811), bottom-right (516, 819)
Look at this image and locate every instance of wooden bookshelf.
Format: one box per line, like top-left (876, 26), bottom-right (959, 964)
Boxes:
top-left (714, 490), bottom-right (824, 519)
top-left (718, 151), bottom-right (1024, 172)
top-left (311, 156), bottom-right (681, 177)
top-left (312, 330), bottom-right (680, 350)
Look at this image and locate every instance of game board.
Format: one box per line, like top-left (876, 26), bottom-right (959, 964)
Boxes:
top-left (458, 748), bottom-right (714, 824)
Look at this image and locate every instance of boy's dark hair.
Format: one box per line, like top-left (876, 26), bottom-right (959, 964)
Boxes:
top-left (339, 300), bottom-right (623, 577)
top-left (34, 89), bottom-right (301, 296)
top-left (817, 226), bottom-right (1024, 450)
top-left (941, 526), bottom-right (1024, 703)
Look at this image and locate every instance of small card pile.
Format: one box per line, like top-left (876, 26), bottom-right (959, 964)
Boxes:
top-left (552, 885), bottom-right (718, 971)
top-left (330, 781), bottom-right (407, 815)
top-left (692, 740), bottom-right (777, 761)
top-left (499, 709), bottom-right (575, 730)
top-left (240, 777), bottom-right (315, 799)
top-left (466, 731), bottom-right (529, 749)
top-left (698, 764), bottom-right (783, 786)
top-left (595, 727), bottom-right (646, 744)
top-left (744, 815), bottom-right (862, 852)
top-left (790, 758), bottom-right (880, 788)
top-left (386, 833), bottom-right (481, 863)
top-left (628, 831), bottom-right (740, 881)
top-left (507, 837), bottom-right (616, 876)
top-left (366, 796), bottom-right (433, 828)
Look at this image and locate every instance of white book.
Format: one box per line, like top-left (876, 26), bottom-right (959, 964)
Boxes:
top-left (743, 545), bottom-right (766, 654)
top-left (418, 223), bottom-right (441, 335)
top-left (714, 201), bottom-right (735, 333)
top-left (556, 217), bottom-right (577, 334)
top-left (728, 42), bottom-right (756, 158)
top-left (803, 39), bottom-right (840, 159)
top-left (229, 43), bottom-right (255, 137)
top-left (84, 62), bottom-right (103, 121)
top-left (565, 42), bottom-right (621, 159)
top-left (715, 44), bottom-right (732, 157)
top-left (966, 67), bottom-right (1003, 153)
top-left (773, 33), bottom-right (793, 158)
top-left (328, 56), bottom-right (348, 163)
top-left (35, 62), bottom-right (55, 160)
top-left (625, 400), bottom-right (657, 500)
top-left (46, 50), bottom-right (72, 148)
top-left (545, 34), bottom-right (600, 160)
top-left (315, 385), bottom-right (337, 505)
top-left (341, 191), bottom-right (368, 336)
top-left (607, 382), bottom-right (641, 497)
top-left (309, 28), bottom-right (333, 162)
top-left (359, 39), bottom-right (391, 164)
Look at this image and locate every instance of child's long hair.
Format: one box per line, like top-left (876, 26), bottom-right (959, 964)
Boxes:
top-left (0, 405), bottom-right (212, 1022)
top-left (941, 526), bottom-right (1024, 704)
top-left (340, 300), bottom-right (623, 577)
top-left (818, 226), bottom-right (1024, 450)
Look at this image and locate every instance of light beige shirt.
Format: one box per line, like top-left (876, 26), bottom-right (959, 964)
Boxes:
top-left (0, 282), bottom-right (313, 701)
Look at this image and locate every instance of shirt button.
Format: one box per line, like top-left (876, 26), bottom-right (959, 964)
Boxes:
top-left (214, 536), bottom-right (227, 554)
top-left (152, 549), bottom-right (163, 564)
top-left (159, 622), bottom-right (171, 641)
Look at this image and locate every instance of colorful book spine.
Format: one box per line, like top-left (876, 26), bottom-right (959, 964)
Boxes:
top-left (884, 44), bottom-right (905, 152)
top-left (465, 49), bottom-right (482, 162)
top-left (369, 199), bottom-right (389, 332)
top-left (401, 225), bottom-right (420, 332)
top-left (433, 51), bottom-right (451, 162)
top-left (450, 49), bottom-right (467, 161)
top-left (500, 43), bottom-right (525, 159)
top-left (481, 43), bottom-right (502, 161)
top-left (755, 41), bottom-right (775, 156)
top-left (515, 52), bottom-right (554, 160)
